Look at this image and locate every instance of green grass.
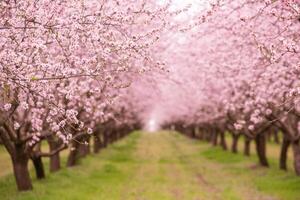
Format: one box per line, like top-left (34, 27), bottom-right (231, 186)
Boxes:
top-left (201, 147), bottom-right (246, 163)
top-left (0, 132), bottom-right (140, 200)
top-left (0, 131), bottom-right (300, 200)
top-left (200, 142), bottom-right (300, 200)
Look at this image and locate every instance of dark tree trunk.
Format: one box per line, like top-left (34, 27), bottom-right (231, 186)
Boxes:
top-left (48, 140), bottom-right (61, 172)
top-left (255, 133), bottom-right (269, 167)
top-left (93, 134), bottom-right (101, 154)
top-left (79, 136), bottom-right (90, 157)
top-left (31, 156), bottom-right (45, 179)
top-left (292, 140), bottom-right (300, 176)
top-left (99, 134), bottom-right (105, 149)
top-left (280, 135), bottom-right (290, 170)
top-left (67, 142), bottom-right (79, 167)
top-left (78, 143), bottom-right (89, 157)
top-left (244, 138), bottom-right (251, 156)
top-left (231, 134), bottom-right (239, 153)
top-left (219, 132), bottom-right (227, 150)
top-left (12, 144), bottom-right (33, 191)
top-left (50, 152), bottom-right (60, 172)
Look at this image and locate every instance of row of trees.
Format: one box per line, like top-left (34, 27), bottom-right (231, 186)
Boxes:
top-left (0, 0), bottom-right (192, 191)
top-left (144, 0), bottom-right (300, 175)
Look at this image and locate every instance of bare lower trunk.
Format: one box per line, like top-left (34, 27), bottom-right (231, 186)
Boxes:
top-left (78, 143), bottom-right (89, 157)
top-left (244, 138), bottom-right (251, 156)
top-left (219, 132), bottom-right (227, 150)
top-left (292, 140), bottom-right (300, 176)
top-left (12, 144), bottom-right (33, 191)
top-left (31, 156), bottom-right (45, 179)
top-left (48, 141), bottom-right (61, 172)
top-left (280, 136), bottom-right (290, 170)
top-left (255, 133), bottom-right (269, 167)
top-left (231, 134), bottom-right (239, 153)
top-left (67, 141), bottom-right (79, 167)
top-left (50, 152), bottom-right (60, 172)
top-left (93, 134), bottom-right (101, 154)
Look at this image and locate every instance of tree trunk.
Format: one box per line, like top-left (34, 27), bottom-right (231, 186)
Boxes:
top-left (78, 143), bottom-right (89, 157)
top-left (31, 156), bottom-right (45, 179)
top-left (219, 132), bottom-right (227, 150)
top-left (244, 138), bottom-right (251, 156)
top-left (67, 141), bottom-right (79, 167)
top-left (255, 133), bottom-right (269, 167)
top-left (292, 140), bottom-right (300, 176)
top-left (231, 134), bottom-right (239, 153)
top-left (93, 134), bottom-right (101, 154)
top-left (12, 144), bottom-right (33, 191)
top-left (50, 152), bottom-right (60, 172)
top-left (48, 140), bottom-right (61, 172)
top-left (280, 135), bottom-right (290, 170)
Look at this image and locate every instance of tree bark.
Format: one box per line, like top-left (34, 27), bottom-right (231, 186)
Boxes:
top-left (292, 140), bottom-right (300, 176)
top-left (78, 142), bottom-right (89, 157)
top-left (280, 135), bottom-right (290, 170)
top-left (255, 133), bottom-right (269, 167)
top-left (12, 144), bottom-right (33, 191)
top-left (31, 156), bottom-right (46, 179)
top-left (244, 138), bottom-right (251, 156)
top-left (48, 140), bottom-right (61, 172)
top-left (67, 141), bottom-right (79, 167)
top-left (231, 134), bottom-right (239, 153)
top-left (93, 134), bottom-right (101, 154)
top-left (219, 132), bottom-right (227, 150)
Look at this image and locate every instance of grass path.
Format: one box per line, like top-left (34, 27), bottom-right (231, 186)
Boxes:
top-left (1, 131), bottom-right (300, 200)
top-left (122, 132), bottom-right (275, 200)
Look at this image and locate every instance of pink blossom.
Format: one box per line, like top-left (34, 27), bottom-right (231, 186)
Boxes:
top-left (3, 104), bottom-right (12, 111)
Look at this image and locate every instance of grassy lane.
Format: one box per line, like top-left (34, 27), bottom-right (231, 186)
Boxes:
top-left (123, 132), bottom-right (277, 200)
top-left (1, 131), bottom-right (300, 200)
